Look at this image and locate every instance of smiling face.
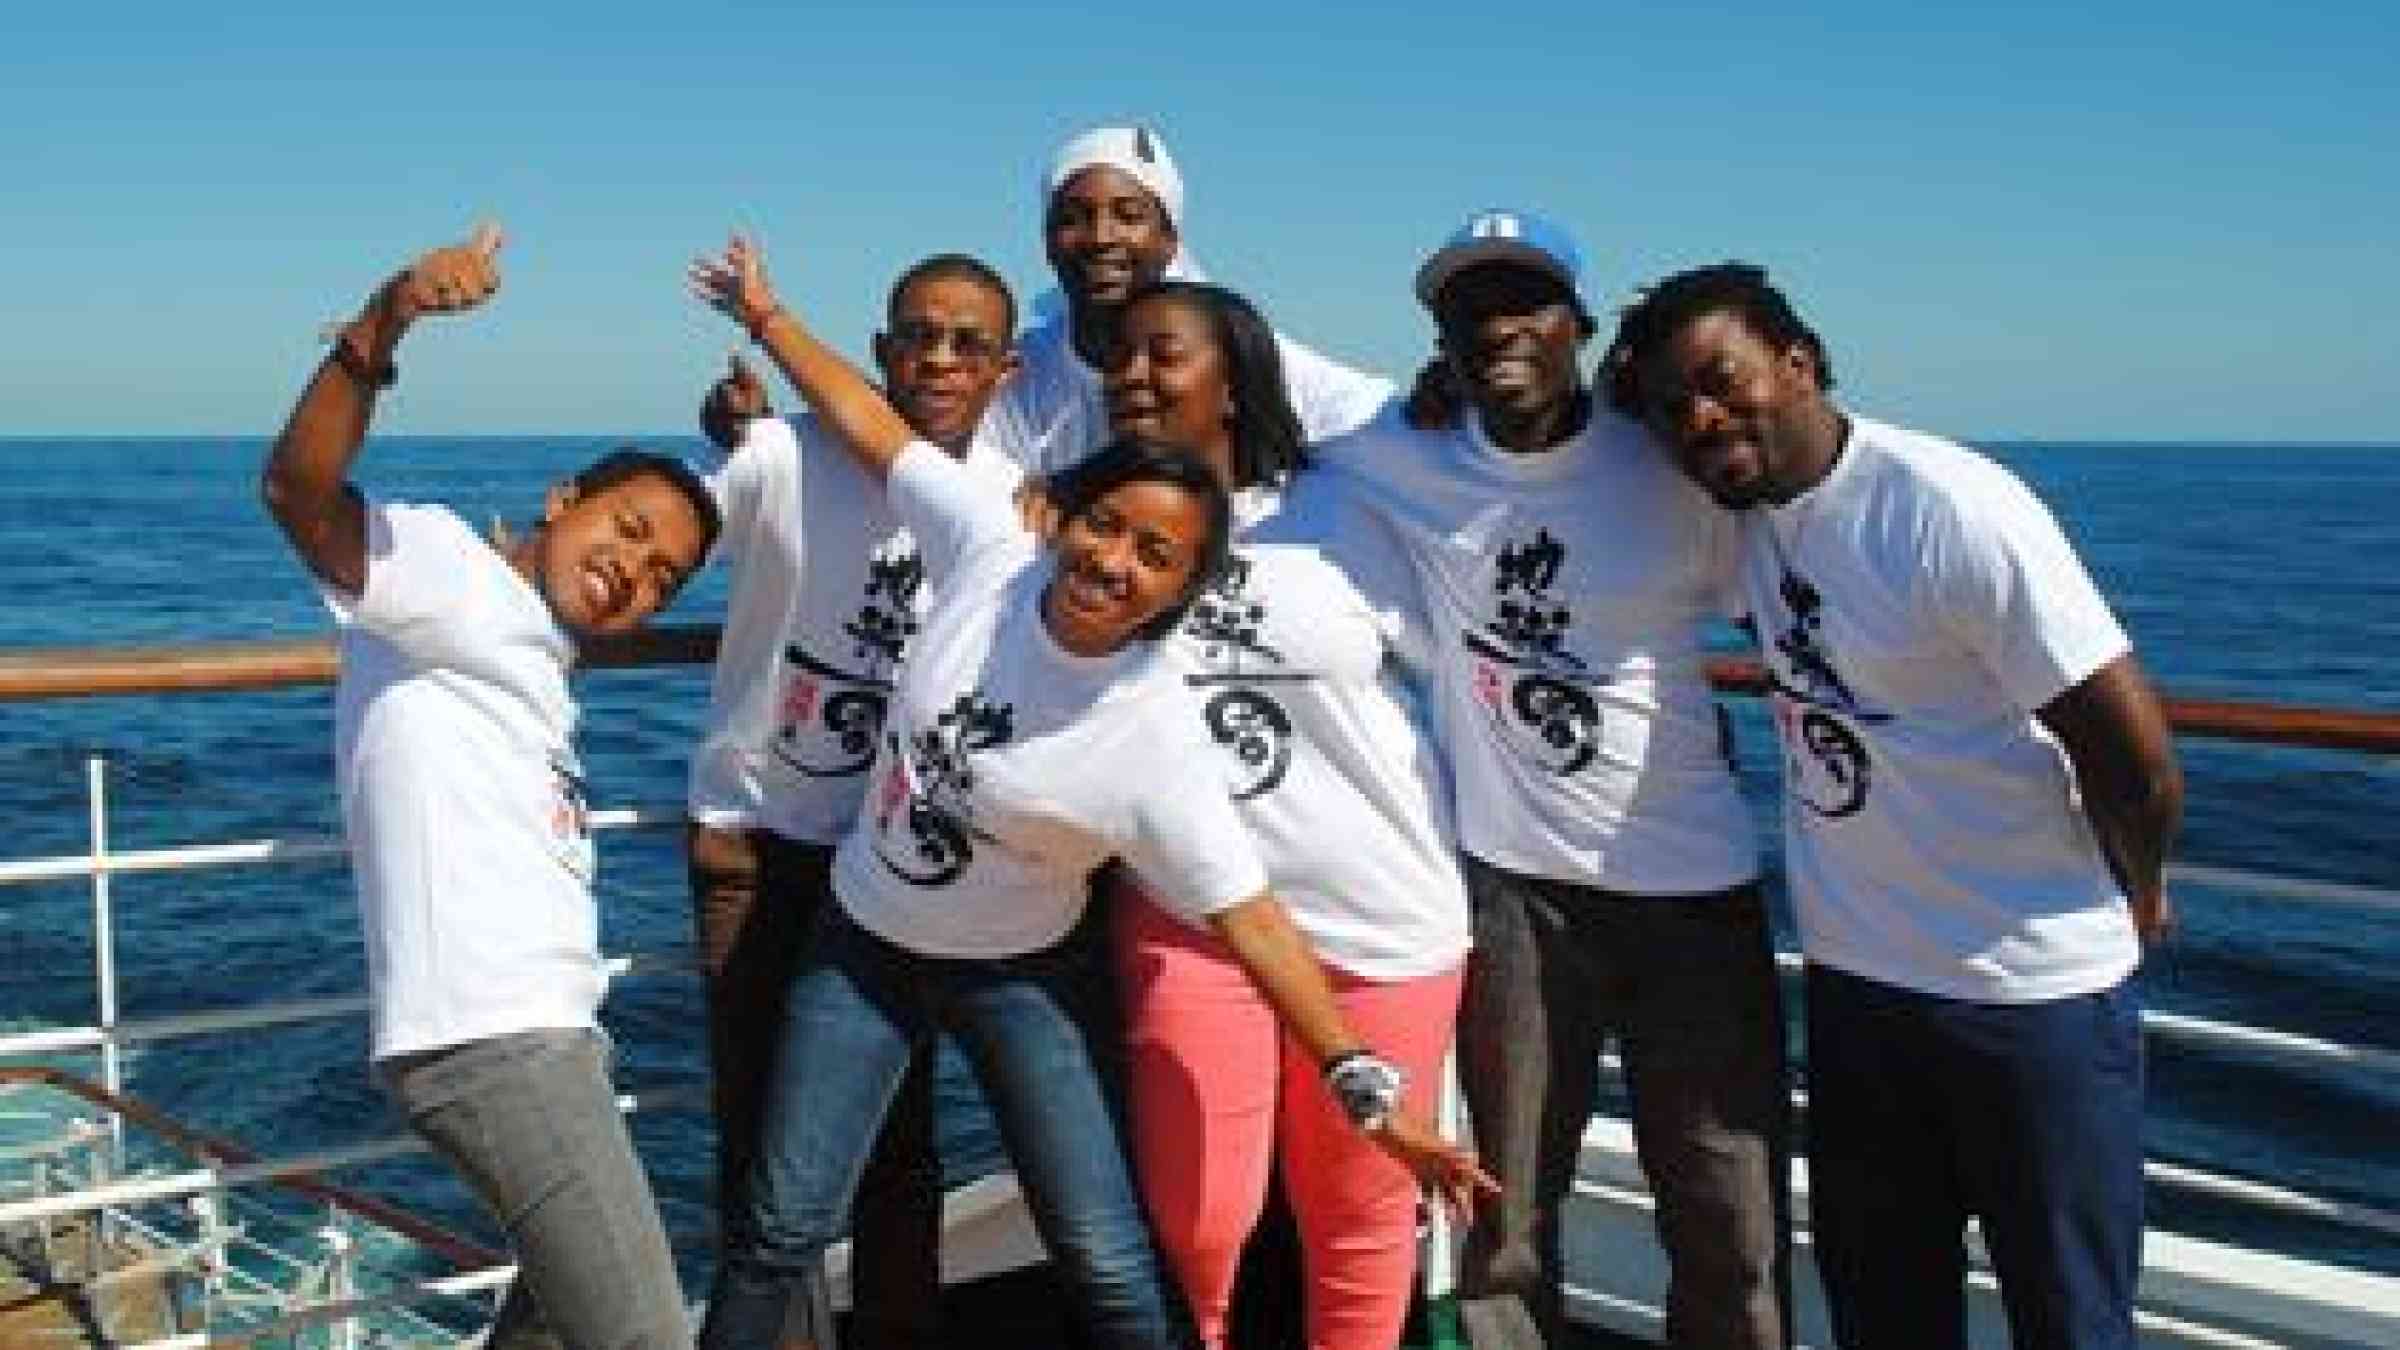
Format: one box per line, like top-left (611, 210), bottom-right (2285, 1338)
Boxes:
top-left (1102, 293), bottom-right (1235, 485)
top-left (874, 272), bottom-right (1017, 452)
top-left (530, 472), bottom-right (708, 635)
top-left (1433, 262), bottom-right (1589, 432)
top-left (1043, 477), bottom-right (1212, 656)
top-left (1631, 307), bottom-right (1831, 509)
top-left (1045, 165), bottom-right (1179, 313)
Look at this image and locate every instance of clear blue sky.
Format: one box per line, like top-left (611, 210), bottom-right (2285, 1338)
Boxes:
top-left (4, 1), bottom-right (2392, 440)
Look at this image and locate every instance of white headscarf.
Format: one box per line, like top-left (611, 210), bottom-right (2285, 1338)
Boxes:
top-left (1031, 124), bottom-right (1208, 326)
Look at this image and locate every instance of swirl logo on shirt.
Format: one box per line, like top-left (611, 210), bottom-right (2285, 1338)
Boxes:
top-left (1763, 567), bottom-right (1889, 820)
top-left (1181, 556), bottom-right (1308, 800)
top-left (1461, 527), bottom-right (1607, 776)
top-left (771, 544), bottom-right (924, 779)
top-left (872, 691), bottom-right (1015, 886)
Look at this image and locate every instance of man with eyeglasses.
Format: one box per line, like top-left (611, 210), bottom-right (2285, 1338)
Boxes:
top-left (684, 252), bottom-right (1024, 1350)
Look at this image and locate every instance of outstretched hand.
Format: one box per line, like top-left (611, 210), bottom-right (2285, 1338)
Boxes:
top-left (699, 350), bottom-right (772, 449)
top-left (1372, 1109), bottom-right (1499, 1218)
top-left (688, 233), bottom-right (781, 333)
top-left (387, 223), bottom-right (504, 323)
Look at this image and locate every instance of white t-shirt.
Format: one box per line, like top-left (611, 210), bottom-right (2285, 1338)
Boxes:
top-left (1315, 409), bottom-right (1759, 893)
top-left (1144, 482), bottom-right (1470, 981)
top-left (688, 414), bottom-right (1023, 843)
top-left (1736, 416), bottom-right (2137, 1003)
top-left (327, 502), bottom-right (603, 1061)
top-left (831, 443), bottom-right (1269, 958)
top-left (988, 309), bottom-right (1395, 476)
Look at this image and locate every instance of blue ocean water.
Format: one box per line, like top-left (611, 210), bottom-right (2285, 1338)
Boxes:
top-left (1, 436), bottom-right (2394, 1286)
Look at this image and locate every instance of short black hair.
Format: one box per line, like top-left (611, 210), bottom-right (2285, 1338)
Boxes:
top-left (571, 448), bottom-right (722, 562)
top-left (887, 253), bottom-right (1017, 344)
top-left (1121, 281), bottom-right (1308, 491)
top-left (1602, 262), bottom-right (1835, 419)
top-left (1047, 436), bottom-right (1235, 642)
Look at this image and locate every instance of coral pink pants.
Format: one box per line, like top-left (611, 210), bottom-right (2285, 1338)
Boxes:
top-left (1113, 888), bottom-right (1463, 1350)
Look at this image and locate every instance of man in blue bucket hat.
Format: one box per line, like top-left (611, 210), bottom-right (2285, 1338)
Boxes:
top-left (1313, 210), bottom-right (1792, 1350)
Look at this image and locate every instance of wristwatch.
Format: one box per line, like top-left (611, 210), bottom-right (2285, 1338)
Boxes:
top-left (1322, 1050), bottom-right (1406, 1134)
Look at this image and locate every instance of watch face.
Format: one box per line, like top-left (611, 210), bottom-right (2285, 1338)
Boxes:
top-left (1326, 1053), bottom-right (1407, 1130)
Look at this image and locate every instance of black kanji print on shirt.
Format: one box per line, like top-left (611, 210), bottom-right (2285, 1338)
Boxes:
top-left (1461, 526), bottom-right (1607, 776)
top-left (872, 690), bottom-right (1016, 886)
top-left (1763, 567), bottom-right (1888, 820)
top-left (772, 543), bottom-right (925, 779)
top-left (1182, 555), bottom-right (1310, 801)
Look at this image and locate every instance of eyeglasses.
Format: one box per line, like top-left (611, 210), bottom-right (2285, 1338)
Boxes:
top-left (889, 321), bottom-right (1007, 366)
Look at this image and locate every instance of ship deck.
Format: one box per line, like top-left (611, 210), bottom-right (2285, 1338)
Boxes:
top-left (2, 1213), bottom-right (179, 1346)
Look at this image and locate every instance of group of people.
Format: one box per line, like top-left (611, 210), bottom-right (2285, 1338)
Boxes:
top-left (263, 124), bottom-right (2183, 1350)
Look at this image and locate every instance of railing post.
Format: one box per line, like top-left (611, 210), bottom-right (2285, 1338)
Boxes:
top-left (190, 1191), bottom-right (229, 1335)
top-left (87, 755), bottom-right (125, 1172)
top-left (321, 1216), bottom-right (361, 1350)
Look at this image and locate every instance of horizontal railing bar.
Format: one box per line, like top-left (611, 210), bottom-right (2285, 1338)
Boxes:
top-left (127, 1263), bottom-right (521, 1350)
top-left (0, 1085), bottom-right (699, 1227)
top-left (0, 806), bottom-right (681, 887)
top-left (7, 954), bottom-right (2383, 1080)
top-left (2143, 1010), bottom-right (2400, 1078)
top-left (5, 633), bottom-right (2396, 753)
top-left (1581, 1107), bottom-right (2400, 1237)
top-left (2171, 861), bottom-right (2400, 913)
top-left (0, 627), bottom-right (715, 703)
top-left (2146, 1162), bottom-right (2400, 1238)
top-left (0, 950), bottom-right (688, 1061)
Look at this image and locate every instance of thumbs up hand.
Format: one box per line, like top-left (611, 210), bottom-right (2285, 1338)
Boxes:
top-left (388, 222), bottom-right (505, 322)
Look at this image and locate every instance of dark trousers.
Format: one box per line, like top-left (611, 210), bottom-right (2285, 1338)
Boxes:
top-left (701, 906), bottom-right (1188, 1350)
top-left (688, 823), bottom-right (941, 1349)
top-left (1453, 856), bottom-right (1792, 1350)
top-left (1806, 965), bottom-right (2145, 1350)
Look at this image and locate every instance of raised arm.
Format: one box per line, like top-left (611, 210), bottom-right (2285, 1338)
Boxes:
top-left (261, 225), bottom-right (505, 595)
top-left (1208, 893), bottom-right (1498, 1215)
top-left (2036, 651), bottom-right (2184, 941)
top-left (687, 234), bottom-right (913, 479)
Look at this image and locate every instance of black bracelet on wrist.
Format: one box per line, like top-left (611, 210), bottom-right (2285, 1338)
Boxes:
top-left (327, 326), bottom-right (397, 389)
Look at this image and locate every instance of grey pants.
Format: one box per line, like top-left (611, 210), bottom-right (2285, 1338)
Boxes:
top-left (1452, 856), bottom-right (1793, 1350)
top-left (380, 1028), bottom-right (688, 1350)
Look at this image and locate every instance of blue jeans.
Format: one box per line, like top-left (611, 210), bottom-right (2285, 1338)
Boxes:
top-left (1806, 965), bottom-right (2145, 1350)
top-left (380, 1028), bottom-right (688, 1350)
top-left (699, 906), bottom-right (1188, 1350)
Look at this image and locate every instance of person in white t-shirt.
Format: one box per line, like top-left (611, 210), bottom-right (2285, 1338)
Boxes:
top-left (1313, 212), bottom-right (1791, 1350)
top-left (681, 254), bottom-right (1025, 1350)
top-left (1088, 279), bottom-right (1471, 1350)
top-left (685, 234), bottom-right (1493, 1350)
top-left (988, 124), bottom-right (1394, 476)
top-left (1608, 262), bottom-right (2183, 1350)
top-left (261, 226), bottom-right (720, 1350)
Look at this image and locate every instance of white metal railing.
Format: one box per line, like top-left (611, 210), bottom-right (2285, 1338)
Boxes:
top-left (4, 753), bottom-right (2398, 1346)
